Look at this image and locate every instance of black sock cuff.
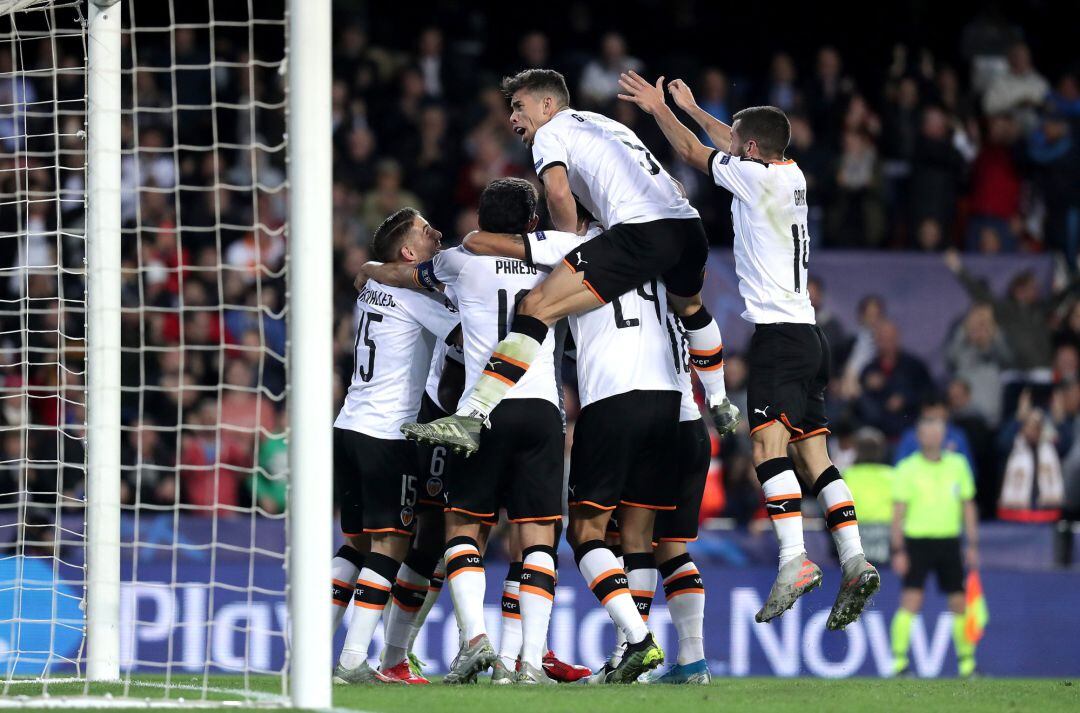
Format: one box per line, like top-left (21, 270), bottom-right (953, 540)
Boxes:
top-left (403, 549), bottom-right (440, 580)
top-left (511, 313), bottom-right (549, 343)
top-left (446, 535), bottom-right (479, 551)
top-left (364, 551), bottom-right (400, 583)
top-left (522, 544), bottom-right (557, 562)
top-left (680, 306), bottom-right (713, 331)
top-left (573, 539), bottom-right (606, 566)
top-left (506, 561), bottom-right (523, 582)
top-left (756, 457), bottom-right (795, 486)
top-left (658, 552), bottom-right (694, 580)
top-left (811, 465), bottom-right (843, 498)
top-left (335, 544), bottom-right (366, 571)
top-left (623, 551), bottom-right (656, 571)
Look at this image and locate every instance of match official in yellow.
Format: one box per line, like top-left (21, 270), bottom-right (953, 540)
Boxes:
top-left (890, 411), bottom-right (980, 677)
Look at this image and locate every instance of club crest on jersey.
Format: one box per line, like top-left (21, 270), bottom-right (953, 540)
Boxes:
top-left (426, 477), bottom-right (443, 497)
top-left (400, 506), bottom-right (414, 528)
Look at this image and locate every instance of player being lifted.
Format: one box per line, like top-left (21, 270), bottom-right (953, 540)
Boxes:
top-left (401, 69), bottom-right (740, 453)
top-left (617, 70), bottom-right (880, 629)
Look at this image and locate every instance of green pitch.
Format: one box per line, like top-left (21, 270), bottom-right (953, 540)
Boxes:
top-left (3, 676), bottom-right (1077, 713)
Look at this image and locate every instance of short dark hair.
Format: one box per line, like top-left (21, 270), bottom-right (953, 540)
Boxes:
top-left (478, 178), bottom-right (537, 234)
top-left (371, 207), bottom-right (419, 263)
top-left (732, 105), bottom-right (791, 158)
top-left (500, 68), bottom-right (570, 107)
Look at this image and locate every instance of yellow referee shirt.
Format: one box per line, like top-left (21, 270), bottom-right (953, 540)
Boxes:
top-left (892, 451), bottom-right (975, 538)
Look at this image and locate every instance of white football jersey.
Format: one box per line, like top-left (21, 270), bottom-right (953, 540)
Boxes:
top-left (526, 229), bottom-right (679, 407)
top-left (532, 109), bottom-right (698, 229)
top-left (424, 285), bottom-right (465, 413)
top-left (708, 151), bottom-right (815, 325)
top-left (417, 246), bottom-right (559, 407)
top-left (667, 312), bottom-right (702, 423)
top-left (335, 280), bottom-right (459, 439)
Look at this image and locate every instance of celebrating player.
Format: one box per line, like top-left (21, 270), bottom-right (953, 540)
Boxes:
top-left (361, 179), bottom-right (565, 684)
top-left (401, 68), bottom-right (740, 456)
top-left (331, 209), bottom-right (460, 685)
top-left (616, 70), bottom-right (880, 629)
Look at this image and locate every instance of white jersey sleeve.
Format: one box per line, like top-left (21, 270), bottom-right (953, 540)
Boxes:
top-left (525, 229), bottom-right (589, 268)
top-left (399, 288), bottom-right (459, 344)
top-left (707, 150), bottom-right (762, 203)
top-left (531, 125), bottom-right (569, 178)
top-left (667, 313), bottom-right (701, 422)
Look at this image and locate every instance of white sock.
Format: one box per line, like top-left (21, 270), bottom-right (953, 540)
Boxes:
top-left (339, 552), bottom-right (398, 669)
top-left (682, 310), bottom-right (727, 405)
top-left (609, 551), bottom-right (626, 666)
top-left (624, 552), bottom-right (657, 625)
top-left (458, 323), bottom-right (546, 418)
top-left (757, 458), bottom-right (805, 568)
top-left (575, 541), bottom-right (648, 645)
top-left (407, 559), bottom-right (443, 654)
top-left (445, 537), bottom-right (487, 641)
top-left (813, 466), bottom-right (865, 565)
top-left (498, 562), bottom-right (522, 669)
top-left (661, 554), bottom-right (706, 665)
top-left (519, 547), bottom-right (556, 669)
top-left (331, 549), bottom-right (362, 631)
top-left (381, 561), bottom-right (428, 669)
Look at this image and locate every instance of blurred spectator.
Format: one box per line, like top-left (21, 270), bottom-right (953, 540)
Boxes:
top-left (841, 295), bottom-right (887, 399)
top-left (764, 52), bottom-right (799, 113)
top-left (842, 427), bottom-right (894, 563)
top-left (360, 159), bottom-right (423, 235)
top-left (827, 129), bottom-right (884, 247)
top-left (894, 397), bottom-right (975, 471)
top-left (946, 303), bottom-right (1013, 424)
top-left (578, 32), bottom-right (642, 109)
top-left (855, 320), bottom-right (933, 438)
top-left (694, 68), bottom-right (730, 146)
top-left (999, 406), bottom-right (1064, 522)
top-left (982, 42), bottom-right (1049, 129)
top-left (803, 46), bottom-right (853, 149)
top-left (1027, 110), bottom-right (1080, 268)
top-left (945, 250), bottom-right (1063, 370)
top-left (947, 377), bottom-right (997, 516)
top-left (909, 107), bottom-right (968, 236)
top-left (966, 115), bottom-right (1022, 251)
top-left (516, 32), bottom-right (550, 72)
top-left (251, 412), bottom-right (288, 515)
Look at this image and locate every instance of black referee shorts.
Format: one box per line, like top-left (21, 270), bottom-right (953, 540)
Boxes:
top-left (902, 537), bottom-right (965, 594)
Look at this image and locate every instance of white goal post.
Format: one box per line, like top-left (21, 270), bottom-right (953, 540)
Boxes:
top-left (1, 0), bottom-right (332, 707)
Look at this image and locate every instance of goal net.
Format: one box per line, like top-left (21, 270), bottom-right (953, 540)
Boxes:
top-left (1, 0), bottom-right (330, 706)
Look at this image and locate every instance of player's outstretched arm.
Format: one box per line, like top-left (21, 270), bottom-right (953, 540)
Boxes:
top-left (354, 261), bottom-right (425, 291)
top-left (541, 165), bottom-right (579, 233)
top-left (461, 231), bottom-right (527, 260)
top-left (667, 78), bottom-right (732, 150)
top-left (617, 70), bottom-right (712, 174)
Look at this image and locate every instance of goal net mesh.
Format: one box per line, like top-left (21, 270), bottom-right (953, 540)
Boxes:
top-left (1, 0), bottom-right (292, 704)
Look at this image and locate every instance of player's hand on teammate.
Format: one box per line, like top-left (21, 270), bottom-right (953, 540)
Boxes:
top-left (617, 70), bottom-right (667, 115)
top-left (666, 78), bottom-right (698, 113)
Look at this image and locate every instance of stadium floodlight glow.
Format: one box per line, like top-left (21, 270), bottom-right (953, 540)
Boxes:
top-left (0, 0), bottom-right (331, 706)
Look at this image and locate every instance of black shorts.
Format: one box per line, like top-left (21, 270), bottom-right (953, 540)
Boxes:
top-left (569, 390), bottom-right (681, 511)
top-left (902, 537), bottom-right (964, 594)
top-left (654, 418), bottom-right (711, 542)
top-left (334, 427), bottom-right (418, 536)
top-left (444, 399), bottom-right (564, 523)
top-left (415, 392), bottom-right (451, 512)
top-left (747, 323), bottom-right (831, 439)
top-left (564, 218), bottom-right (708, 302)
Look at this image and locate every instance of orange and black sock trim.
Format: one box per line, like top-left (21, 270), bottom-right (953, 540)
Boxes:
top-left (483, 315), bottom-right (548, 386)
top-left (332, 545), bottom-right (364, 608)
top-left (445, 536), bottom-right (484, 579)
top-left (813, 466), bottom-right (859, 531)
top-left (502, 562), bottom-right (522, 619)
top-left (428, 571), bottom-right (444, 593)
top-left (354, 552), bottom-right (398, 610)
top-left (520, 545), bottom-right (557, 601)
top-left (574, 539), bottom-right (630, 606)
top-left (391, 579), bottom-right (428, 612)
top-left (659, 553), bottom-right (705, 600)
top-left (624, 551), bottom-right (655, 621)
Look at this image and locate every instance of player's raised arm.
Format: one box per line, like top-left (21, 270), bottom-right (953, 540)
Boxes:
top-left (461, 230), bottom-right (528, 261)
top-left (617, 70), bottom-right (712, 174)
top-left (354, 261), bottom-right (424, 291)
top-left (666, 78), bottom-right (732, 150)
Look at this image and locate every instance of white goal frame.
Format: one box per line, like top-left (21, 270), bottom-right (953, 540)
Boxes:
top-left (73, 0), bottom-right (332, 707)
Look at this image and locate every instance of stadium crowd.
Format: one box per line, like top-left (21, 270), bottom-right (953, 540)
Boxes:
top-left (1, 3), bottom-right (1078, 549)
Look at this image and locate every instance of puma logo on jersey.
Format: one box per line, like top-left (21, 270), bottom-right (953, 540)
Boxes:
top-left (575, 252), bottom-right (587, 266)
top-left (754, 406), bottom-right (770, 417)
